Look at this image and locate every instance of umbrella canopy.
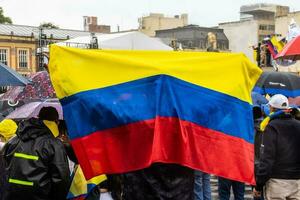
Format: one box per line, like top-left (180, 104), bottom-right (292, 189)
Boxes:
top-left (0, 62), bottom-right (30, 86)
top-left (276, 35), bottom-right (300, 61)
top-left (0, 71), bottom-right (56, 101)
top-left (289, 96), bottom-right (300, 106)
top-left (253, 71), bottom-right (300, 97)
top-left (6, 99), bottom-right (63, 120)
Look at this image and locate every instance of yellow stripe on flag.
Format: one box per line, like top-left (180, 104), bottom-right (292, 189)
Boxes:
top-left (69, 165), bottom-right (107, 197)
top-left (49, 45), bottom-right (261, 103)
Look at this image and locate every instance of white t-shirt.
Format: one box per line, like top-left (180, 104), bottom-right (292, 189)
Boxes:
top-left (100, 192), bottom-right (113, 200)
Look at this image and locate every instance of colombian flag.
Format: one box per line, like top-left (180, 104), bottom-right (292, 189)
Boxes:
top-left (266, 36), bottom-right (285, 58)
top-left (67, 165), bottom-right (107, 200)
top-left (49, 45), bottom-right (262, 184)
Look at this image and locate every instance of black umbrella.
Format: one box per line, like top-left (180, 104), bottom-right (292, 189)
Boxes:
top-left (0, 62), bottom-right (30, 86)
top-left (253, 71), bottom-right (300, 97)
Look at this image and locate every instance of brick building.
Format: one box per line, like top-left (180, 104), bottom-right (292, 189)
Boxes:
top-left (83, 16), bottom-right (111, 33)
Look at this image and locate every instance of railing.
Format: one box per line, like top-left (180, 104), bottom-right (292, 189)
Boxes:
top-left (58, 42), bottom-right (97, 49)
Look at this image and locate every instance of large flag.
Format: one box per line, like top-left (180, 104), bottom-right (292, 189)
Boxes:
top-left (49, 45), bottom-right (262, 184)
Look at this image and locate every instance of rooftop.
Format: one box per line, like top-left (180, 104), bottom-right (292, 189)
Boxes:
top-left (141, 13), bottom-right (188, 19)
top-left (156, 25), bottom-right (228, 40)
top-left (156, 24), bottom-right (225, 32)
top-left (240, 3), bottom-right (289, 16)
top-left (0, 24), bottom-right (91, 40)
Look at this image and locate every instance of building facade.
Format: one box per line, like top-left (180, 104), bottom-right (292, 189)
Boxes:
top-left (0, 34), bottom-right (37, 75)
top-left (0, 24), bottom-right (91, 75)
top-left (138, 13), bottom-right (188, 37)
top-left (83, 16), bottom-right (111, 33)
top-left (275, 11), bottom-right (300, 37)
top-left (155, 25), bottom-right (229, 51)
top-left (219, 3), bottom-right (289, 61)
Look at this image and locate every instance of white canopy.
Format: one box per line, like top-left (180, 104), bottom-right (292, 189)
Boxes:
top-left (56, 31), bottom-right (173, 50)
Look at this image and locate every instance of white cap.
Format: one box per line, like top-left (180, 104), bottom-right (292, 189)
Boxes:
top-left (268, 94), bottom-right (289, 109)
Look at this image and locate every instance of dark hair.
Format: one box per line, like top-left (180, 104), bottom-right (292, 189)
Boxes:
top-left (38, 106), bottom-right (59, 121)
top-left (252, 106), bottom-right (263, 120)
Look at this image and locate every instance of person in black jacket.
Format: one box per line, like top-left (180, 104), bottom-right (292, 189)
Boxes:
top-left (252, 105), bottom-right (265, 200)
top-left (2, 106), bottom-right (71, 200)
top-left (0, 119), bottom-right (18, 200)
top-left (254, 94), bottom-right (300, 199)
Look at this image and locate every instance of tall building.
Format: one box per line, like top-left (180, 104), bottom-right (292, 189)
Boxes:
top-left (0, 24), bottom-right (91, 75)
top-left (83, 16), bottom-right (111, 33)
top-left (155, 25), bottom-right (229, 51)
top-left (138, 13), bottom-right (188, 37)
top-left (219, 3), bottom-right (289, 61)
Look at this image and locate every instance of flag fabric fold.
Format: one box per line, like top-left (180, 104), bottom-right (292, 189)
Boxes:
top-left (265, 36), bottom-right (284, 59)
top-left (49, 45), bottom-right (262, 184)
top-left (67, 165), bottom-right (107, 199)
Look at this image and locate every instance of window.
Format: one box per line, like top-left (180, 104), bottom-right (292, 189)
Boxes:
top-left (18, 50), bottom-right (28, 68)
top-left (259, 25), bottom-right (268, 30)
top-left (0, 49), bottom-right (8, 65)
top-left (268, 25), bottom-right (275, 31)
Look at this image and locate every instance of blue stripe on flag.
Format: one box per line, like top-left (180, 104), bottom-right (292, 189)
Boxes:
top-left (61, 75), bottom-right (254, 143)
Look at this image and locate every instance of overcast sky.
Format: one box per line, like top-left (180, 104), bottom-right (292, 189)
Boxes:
top-left (1, 0), bottom-right (300, 31)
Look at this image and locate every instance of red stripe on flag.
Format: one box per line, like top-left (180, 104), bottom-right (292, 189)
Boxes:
top-left (71, 117), bottom-right (255, 184)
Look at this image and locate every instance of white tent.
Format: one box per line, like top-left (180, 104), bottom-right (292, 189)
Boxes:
top-left (56, 31), bottom-right (173, 50)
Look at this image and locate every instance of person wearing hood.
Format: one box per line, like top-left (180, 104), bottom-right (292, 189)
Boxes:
top-left (0, 119), bottom-right (18, 150)
top-left (254, 94), bottom-right (300, 199)
top-left (0, 119), bottom-right (18, 200)
top-left (2, 106), bottom-right (71, 200)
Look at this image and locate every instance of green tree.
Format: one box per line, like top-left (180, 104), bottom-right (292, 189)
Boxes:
top-left (39, 22), bottom-right (59, 29)
top-left (0, 7), bottom-right (12, 24)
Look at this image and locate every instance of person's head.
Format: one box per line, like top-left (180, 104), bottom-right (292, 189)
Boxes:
top-left (38, 106), bottom-right (59, 123)
top-left (0, 119), bottom-right (18, 142)
top-left (268, 94), bottom-right (289, 112)
top-left (252, 105), bottom-right (263, 120)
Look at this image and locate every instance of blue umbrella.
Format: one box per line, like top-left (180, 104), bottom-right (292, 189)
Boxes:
top-left (0, 62), bottom-right (30, 86)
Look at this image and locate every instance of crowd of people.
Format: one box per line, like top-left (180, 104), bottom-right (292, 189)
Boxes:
top-left (252, 42), bottom-right (273, 68)
top-left (0, 93), bottom-right (300, 200)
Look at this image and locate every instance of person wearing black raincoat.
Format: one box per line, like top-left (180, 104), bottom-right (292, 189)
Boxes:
top-left (2, 106), bottom-right (70, 200)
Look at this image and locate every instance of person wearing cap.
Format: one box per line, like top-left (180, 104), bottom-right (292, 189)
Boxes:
top-left (253, 94), bottom-right (300, 199)
top-left (2, 106), bottom-right (70, 200)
